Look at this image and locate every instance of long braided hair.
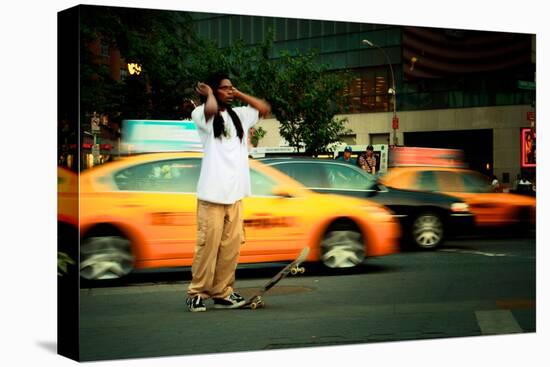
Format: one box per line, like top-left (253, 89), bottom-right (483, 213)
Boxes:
top-left (202, 72), bottom-right (244, 142)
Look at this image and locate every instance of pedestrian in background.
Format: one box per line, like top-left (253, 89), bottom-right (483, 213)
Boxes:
top-left (517, 175), bottom-right (532, 194)
top-left (187, 72), bottom-right (271, 312)
top-left (357, 145), bottom-right (377, 175)
top-left (491, 174), bottom-right (501, 192)
top-left (336, 146), bottom-right (356, 165)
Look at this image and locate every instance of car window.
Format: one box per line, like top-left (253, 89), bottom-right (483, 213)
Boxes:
top-left (272, 163), bottom-right (329, 188)
top-left (461, 171), bottom-right (492, 193)
top-left (435, 171), bottom-right (464, 192)
top-left (414, 171), bottom-right (439, 191)
top-left (322, 163), bottom-right (375, 190)
top-left (113, 159), bottom-right (201, 192)
top-left (250, 169), bottom-right (278, 196)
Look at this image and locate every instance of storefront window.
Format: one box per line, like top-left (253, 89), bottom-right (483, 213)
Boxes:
top-left (342, 67), bottom-right (391, 113)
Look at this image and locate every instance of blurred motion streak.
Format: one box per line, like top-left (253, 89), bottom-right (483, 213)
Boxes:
top-left (389, 146), bottom-right (466, 168)
top-left (381, 166), bottom-right (535, 230)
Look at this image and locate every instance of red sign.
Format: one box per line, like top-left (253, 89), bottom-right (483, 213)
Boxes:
top-left (521, 128), bottom-right (536, 168)
top-left (82, 143), bottom-right (112, 150)
top-left (527, 112), bottom-right (535, 121)
top-left (392, 116), bottom-right (399, 130)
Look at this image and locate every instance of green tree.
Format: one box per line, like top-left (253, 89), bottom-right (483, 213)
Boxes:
top-left (201, 35), bottom-right (352, 155)
top-left (79, 6), bottom-right (201, 121)
top-left (269, 50), bottom-right (351, 155)
top-left (78, 8), bottom-right (352, 155)
top-left (250, 126), bottom-right (267, 147)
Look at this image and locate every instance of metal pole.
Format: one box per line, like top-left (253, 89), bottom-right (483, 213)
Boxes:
top-left (362, 40), bottom-right (398, 145)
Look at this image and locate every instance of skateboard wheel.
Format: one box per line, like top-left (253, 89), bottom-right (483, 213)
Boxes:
top-left (251, 302), bottom-right (258, 310)
top-left (291, 267), bottom-right (297, 275)
top-left (299, 267), bottom-right (305, 274)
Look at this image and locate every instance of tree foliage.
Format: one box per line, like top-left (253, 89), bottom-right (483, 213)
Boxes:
top-left (80, 6), bottom-right (200, 122)
top-left (262, 49), bottom-right (352, 155)
top-left (194, 34), bottom-right (352, 154)
top-left (79, 7), bottom-right (351, 154)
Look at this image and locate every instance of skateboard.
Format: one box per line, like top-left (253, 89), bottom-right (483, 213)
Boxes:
top-left (241, 247), bottom-right (310, 310)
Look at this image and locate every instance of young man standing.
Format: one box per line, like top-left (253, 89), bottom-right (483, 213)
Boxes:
top-left (357, 145), bottom-right (377, 175)
top-left (186, 73), bottom-right (271, 312)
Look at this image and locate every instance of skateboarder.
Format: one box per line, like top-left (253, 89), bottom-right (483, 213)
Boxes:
top-left (186, 72), bottom-right (271, 312)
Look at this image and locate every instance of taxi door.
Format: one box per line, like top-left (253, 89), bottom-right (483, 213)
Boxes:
top-left (240, 168), bottom-right (307, 263)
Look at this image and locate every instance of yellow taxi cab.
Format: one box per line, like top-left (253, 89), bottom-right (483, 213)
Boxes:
top-left (76, 152), bottom-right (400, 280)
top-left (58, 167), bottom-right (79, 275)
top-left (381, 166), bottom-right (536, 230)
top-left (58, 167), bottom-right (78, 230)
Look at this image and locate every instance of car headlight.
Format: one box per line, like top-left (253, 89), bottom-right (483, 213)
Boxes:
top-left (451, 202), bottom-right (469, 213)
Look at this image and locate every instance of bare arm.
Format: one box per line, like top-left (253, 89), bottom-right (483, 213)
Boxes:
top-left (233, 89), bottom-right (271, 118)
top-left (195, 82), bottom-right (218, 122)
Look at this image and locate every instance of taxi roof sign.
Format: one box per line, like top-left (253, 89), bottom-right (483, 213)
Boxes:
top-left (122, 119), bottom-right (203, 153)
top-left (389, 146), bottom-right (466, 168)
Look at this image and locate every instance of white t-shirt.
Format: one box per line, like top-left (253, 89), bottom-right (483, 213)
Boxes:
top-left (192, 104), bottom-right (260, 204)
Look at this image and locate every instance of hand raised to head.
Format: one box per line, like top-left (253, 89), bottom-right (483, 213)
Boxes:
top-left (195, 82), bottom-right (213, 97)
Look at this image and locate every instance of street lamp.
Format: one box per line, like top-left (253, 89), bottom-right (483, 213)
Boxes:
top-left (362, 39), bottom-right (398, 146)
top-left (127, 62), bottom-right (142, 76)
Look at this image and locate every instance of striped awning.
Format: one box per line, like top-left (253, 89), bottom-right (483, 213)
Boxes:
top-left (402, 26), bottom-right (532, 79)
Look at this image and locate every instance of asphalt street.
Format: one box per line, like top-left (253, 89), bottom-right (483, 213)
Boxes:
top-left (78, 236), bottom-right (536, 362)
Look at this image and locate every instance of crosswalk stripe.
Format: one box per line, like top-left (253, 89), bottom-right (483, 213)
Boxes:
top-left (439, 249), bottom-right (508, 257)
top-left (475, 310), bottom-right (523, 335)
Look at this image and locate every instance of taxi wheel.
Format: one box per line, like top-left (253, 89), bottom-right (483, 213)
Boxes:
top-left (320, 230), bottom-right (365, 268)
top-left (512, 207), bottom-right (534, 237)
top-left (80, 235), bottom-right (135, 280)
top-left (58, 222), bottom-right (78, 278)
top-left (412, 213), bottom-right (444, 250)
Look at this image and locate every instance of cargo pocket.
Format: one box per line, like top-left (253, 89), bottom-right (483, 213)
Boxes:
top-left (241, 223), bottom-right (246, 245)
top-left (196, 201), bottom-right (209, 248)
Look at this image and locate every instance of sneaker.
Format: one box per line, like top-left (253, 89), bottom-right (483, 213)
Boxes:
top-left (186, 295), bottom-right (206, 312)
top-left (213, 292), bottom-right (246, 309)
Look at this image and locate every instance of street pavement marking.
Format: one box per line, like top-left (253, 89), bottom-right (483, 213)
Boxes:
top-left (475, 310), bottom-right (523, 335)
top-left (439, 249), bottom-right (508, 257)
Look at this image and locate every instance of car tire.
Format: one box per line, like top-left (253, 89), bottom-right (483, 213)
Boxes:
top-left (411, 212), bottom-right (444, 250)
top-left (80, 233), bottom-right (135, 281)
top-left (320, 230), bottom-right (365, 269)
top-left (58, 222), bottom-right (78, 279)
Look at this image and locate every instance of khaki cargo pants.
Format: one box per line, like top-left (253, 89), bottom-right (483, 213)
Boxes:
top-left (187, 199), bottom-right (244, 299)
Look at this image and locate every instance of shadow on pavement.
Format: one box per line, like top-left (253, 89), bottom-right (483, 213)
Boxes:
top-left (80, 260), bottom-right (399, 289)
